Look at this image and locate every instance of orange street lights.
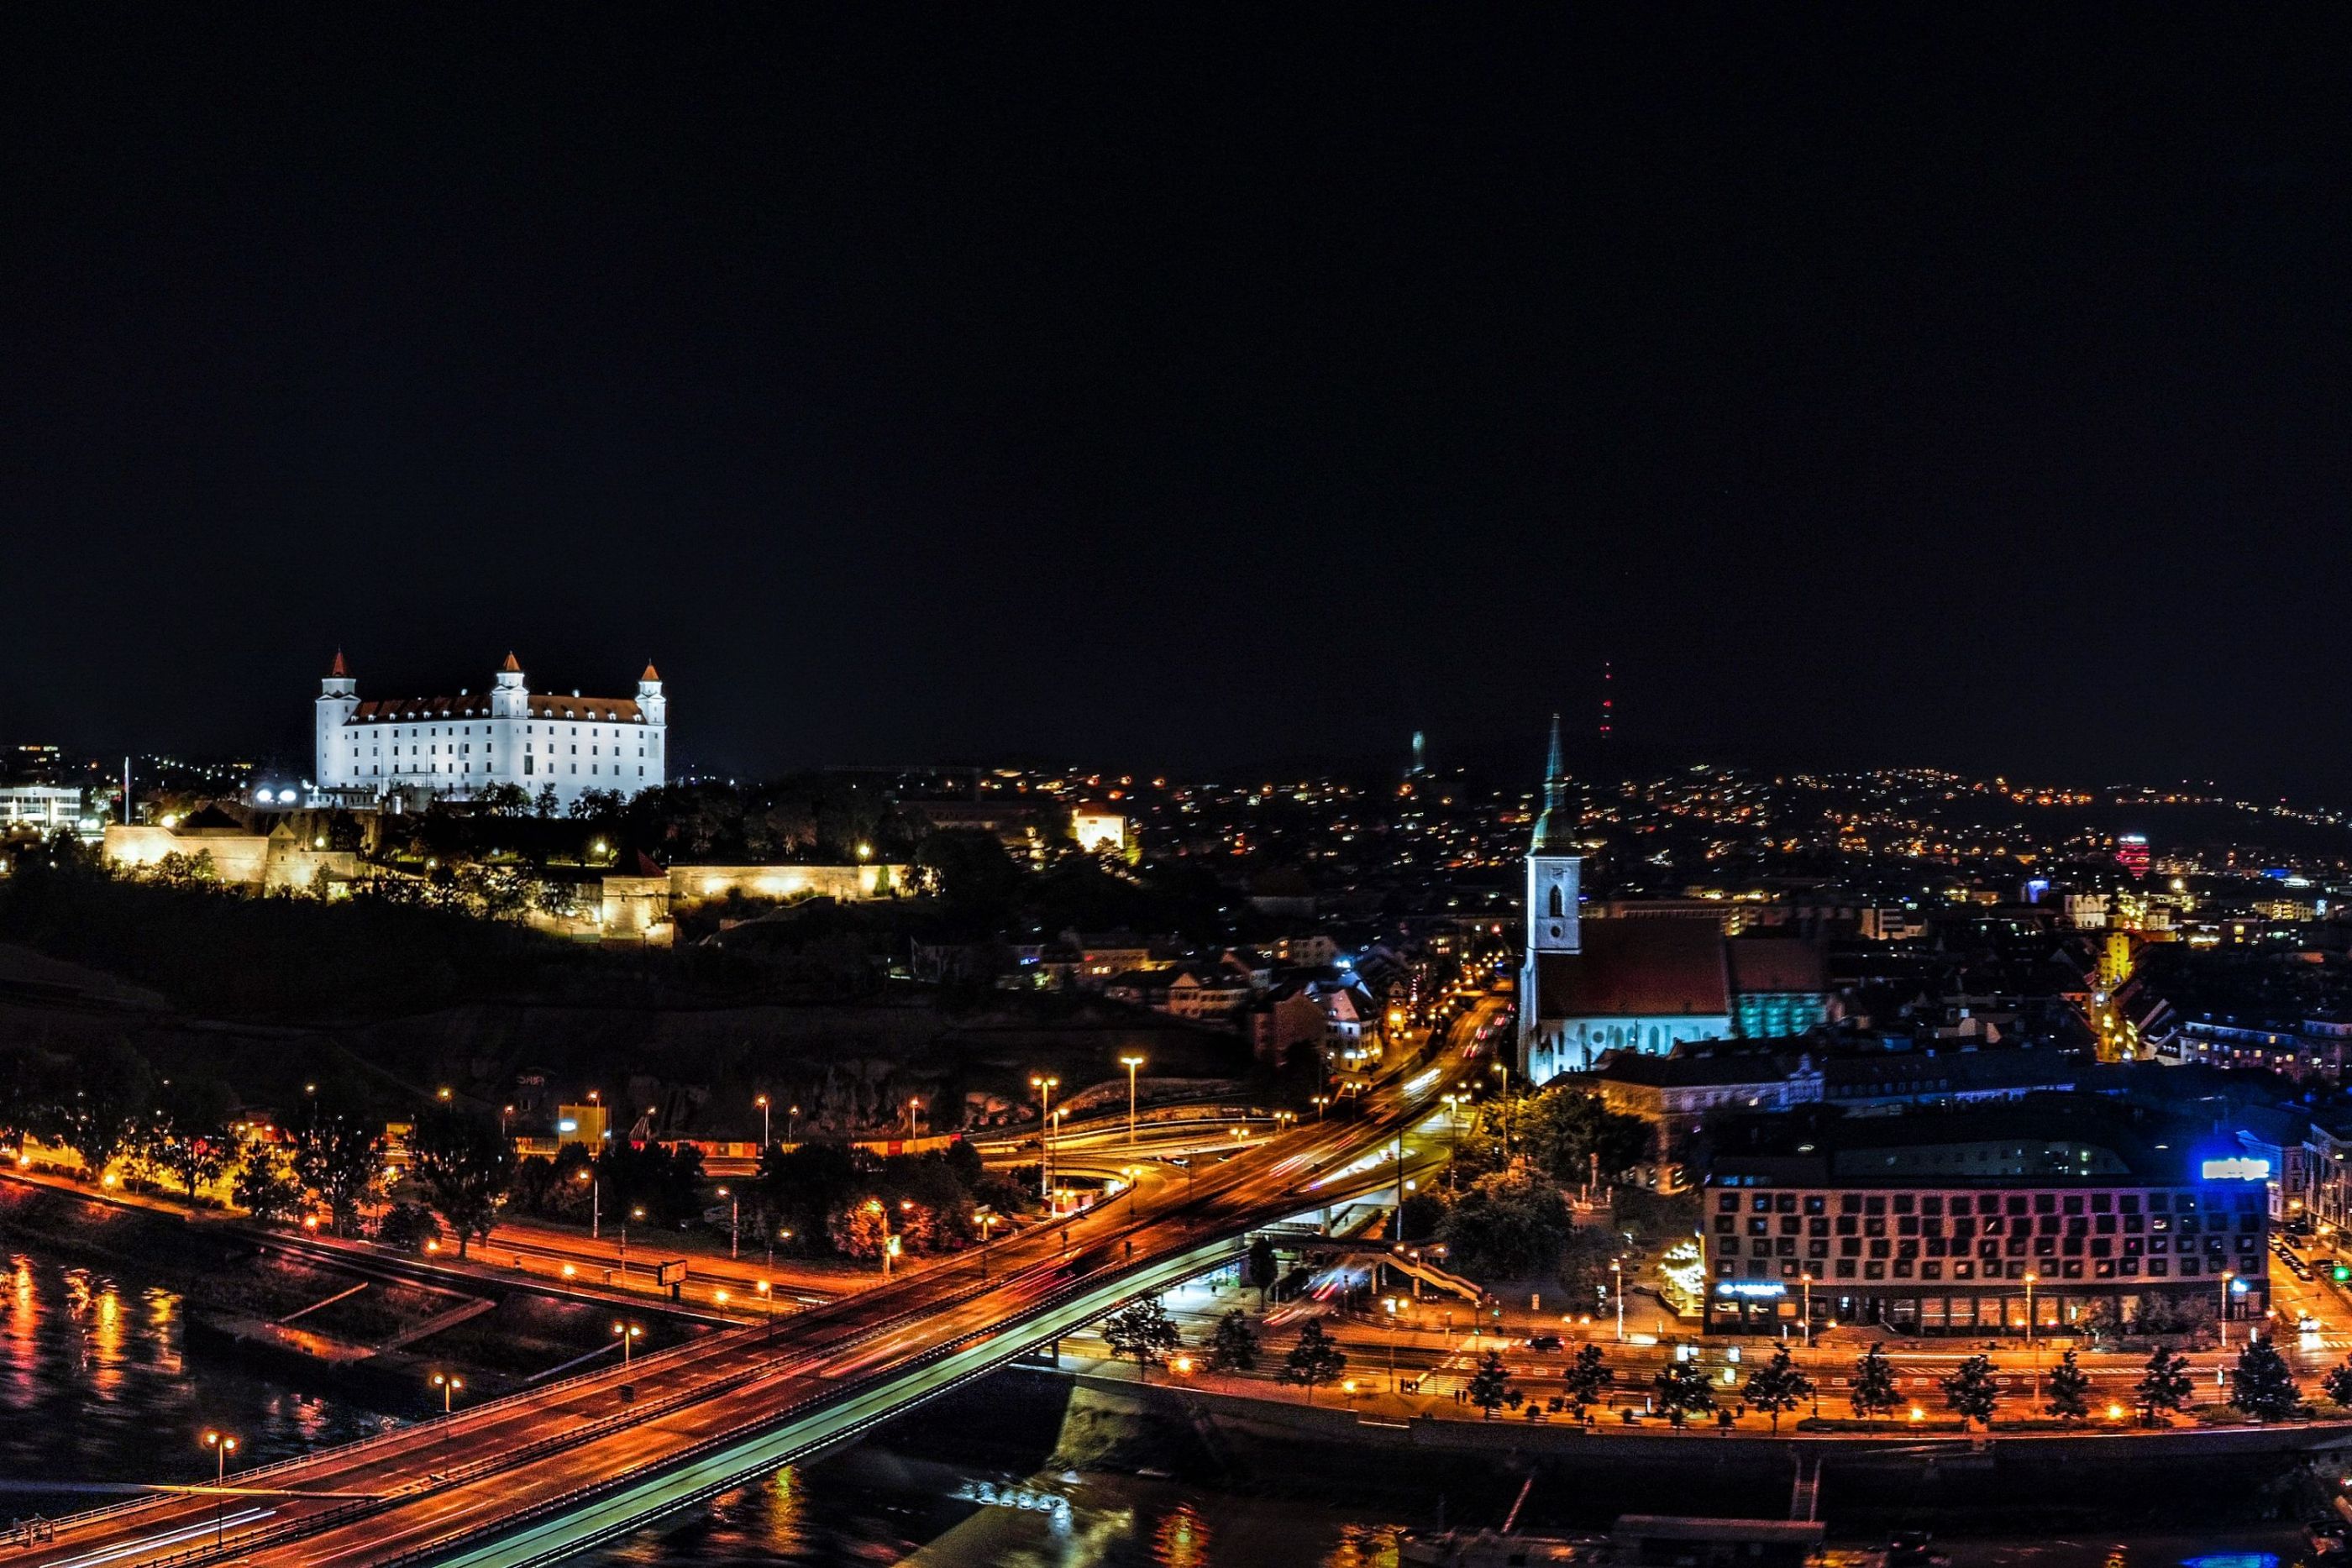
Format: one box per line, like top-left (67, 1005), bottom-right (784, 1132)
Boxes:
top-left (977, 1211), bottom-right (1000, 1279)
top-left (575, 1166), bottom-right (600, 1240)
top-left (906, 1098), bottom-right (922, 1140)
top-left (1121, 1055), bottom-right (1145, 1148)
top-left (717, 1185), bottom-right (739, 1260)
top-left (756, 1279), bottom-right (774, 1340)
top-left (755, 1093), bottom-right (769, 1149)
top-left (613, 1321), bottom-right (643, 1369)
top-left (202, 1430), bottom-right (239, 1546)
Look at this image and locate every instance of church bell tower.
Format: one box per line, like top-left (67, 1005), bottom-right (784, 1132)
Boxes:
top-left (1518, 713), bottom-right (1582, 1074)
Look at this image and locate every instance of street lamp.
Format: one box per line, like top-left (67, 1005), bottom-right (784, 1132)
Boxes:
top-left (1610, 1259), bottom-right (1625, 1341)
top-left (613, 1321), bottom-right (643, 1368)
top-left (1312, 1095), bottom-right (1329, 1121)
top-left (717, 1185), bottom-right (739, 1260)
top-left (977, 1211), bottom-right (999, 1279)
top-left (202, 1430), bottom-right (239, 1547)
top-left (756, 1279), bottom-right (774, 1340)
top-left (2024, 1272), bottom-right (2039, 1376)
top-left (1031, 1076), bottom-right (1059, 1199)
top-left (2221, 1269), bottom-right (2235, 1348)
top-left (906, 1098), bottom-right (922, 1140)
top-left (789, 1104), bottom-right (800, 1143)
top-left (755, 1093), bottom-right (769, 1149)
top-left (1121, 1055), bottom-right (1145, 1148)
top-left (620, 1205), bottom-right (645, 1277)
top-left (576, 1166), bottom-right (600, 1240)
top-left (1801, 1270), bottom-right (1816, 1348)
top-left (430, 1371), bottom-right (465, 1444)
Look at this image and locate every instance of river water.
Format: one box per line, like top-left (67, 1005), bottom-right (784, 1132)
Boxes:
top-left (0, 1236), bottom-right (2321, 1567)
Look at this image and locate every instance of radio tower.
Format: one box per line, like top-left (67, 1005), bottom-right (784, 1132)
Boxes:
top-left (1598, 660), bottom-right (1614, 748)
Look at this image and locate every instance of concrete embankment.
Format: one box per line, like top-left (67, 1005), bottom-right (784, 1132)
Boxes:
top-left (989, 1365), bottom-right (2352, 1529)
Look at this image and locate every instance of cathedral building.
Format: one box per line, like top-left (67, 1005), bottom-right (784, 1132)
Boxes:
top-left (311, 651), bottom-right (667, 810)
top-left (1515, 716), bottom-right (1827, 1083)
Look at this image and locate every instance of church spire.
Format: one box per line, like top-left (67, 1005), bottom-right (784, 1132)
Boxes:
top-left (1530, 711), bottom-right (1570, 852)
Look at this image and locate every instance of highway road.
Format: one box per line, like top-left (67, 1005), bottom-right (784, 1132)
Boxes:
top-left (12, 1048), bottom-right (1460, 1568)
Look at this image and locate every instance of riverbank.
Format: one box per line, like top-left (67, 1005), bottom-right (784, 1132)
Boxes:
top-left (0, 1177), bottom-right (701, 1411)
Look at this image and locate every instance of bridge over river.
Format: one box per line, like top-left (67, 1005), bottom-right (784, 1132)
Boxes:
top-left (13, 1063), bottom-right (1453, 1568)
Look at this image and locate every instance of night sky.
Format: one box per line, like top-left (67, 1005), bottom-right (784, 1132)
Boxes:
top-left (4, 10), bottom-right (2346, 790)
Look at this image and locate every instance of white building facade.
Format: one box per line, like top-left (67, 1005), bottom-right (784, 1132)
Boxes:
top-left (312, 651), bottom-right (667, 810)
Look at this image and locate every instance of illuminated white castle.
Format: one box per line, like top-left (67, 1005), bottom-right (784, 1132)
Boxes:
top-left (312, 650), bottom-right (666, 810)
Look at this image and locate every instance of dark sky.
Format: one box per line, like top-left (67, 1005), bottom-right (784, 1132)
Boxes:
top-left (4, 9), bottom-right (2347, 789)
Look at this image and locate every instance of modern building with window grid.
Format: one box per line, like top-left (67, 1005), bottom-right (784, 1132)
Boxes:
top-left (1702, 1096), bottom-right (2271, 1335)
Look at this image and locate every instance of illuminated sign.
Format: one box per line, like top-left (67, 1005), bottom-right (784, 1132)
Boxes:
top-left (2201, 1157), bottom-right (2271, 1182)
top-left (1714, 1282), bottom-right (1788, 1298)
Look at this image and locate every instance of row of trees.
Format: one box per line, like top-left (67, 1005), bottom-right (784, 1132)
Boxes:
top-left (1093, 1306), bottom-right (2349, 1434)
top-left (1098, 1299), bottom-right (1357, 1402)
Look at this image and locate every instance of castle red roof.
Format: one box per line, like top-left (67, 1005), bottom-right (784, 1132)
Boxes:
top-left (641, 661), bottom-right (660, 682)
top-left (345, 695), bottom-right (644, 724)
top-left (501, 651), bottom-right (523, 673)
top-left (329, 648), bottom-right (349, 678)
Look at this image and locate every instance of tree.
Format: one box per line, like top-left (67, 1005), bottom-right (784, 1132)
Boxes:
top-left (1562, 1342), bottom-right (1612, 1413)
top-left (2230, 1335), bottom-right (2302, 1423)
top-left (1742, 1345), bottom-right (1816, 1434)
top-left (2136, 1345), bottom-right (2196, 1425)
top-left (1247, 1235), bottom-right (1278, 1305)
top-left (1851, 1345), bottom-right (1900, 1422)
top-left (1209, 1310), bottom-right (1259, 1372)
top-left (150, 1074), bottom-right (237, 1202)
top-left (293, 1110), bottom-right (383, 1235)
top-left (2323, 1357), bottom-right (2352, 1410)
top-left (1940, 1355), bottom-right (2001, 1430)
top-left (1101, 1298), bottom-right (1183, 1381)
top-left (1434, 1165), bottom-right (1573, 1278)
top-left (408, 1105), bottom-right (513, 1259)
top-left (533, 783), bottom-right (560, 817)
top-left (1652, 1359), bottom-right (1717, 1425)
top-left (230, 1137), bottom-right (302, 1222)
top-left (1467, 1350), bottom-right (1517, 1419)
top-left (1280, 1320), bottom-right (1348, 1404)
top-left (829, 1198), bottom-right (890, 1262)
top-left (52, 1043), bottom-right (155, 1182)
top-left (476, 783), bottom-right (531, 816)
top-left (2043, 1349), bottom-right (2092, 1424)
top-left (1520, 1088), bottom-right (1651, 1186)
top-left (2078, 1296), bottom-right (2126, 1348)
top-left (378, 1201), bottom-right (444, 1252)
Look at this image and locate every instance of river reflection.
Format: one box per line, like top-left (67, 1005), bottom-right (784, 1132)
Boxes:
top-left (0, 1251), bottom-right (392, 1513)
top-left (577, 1458), bottom-right (1408, 1567)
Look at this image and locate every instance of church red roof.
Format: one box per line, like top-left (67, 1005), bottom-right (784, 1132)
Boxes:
top-left (1533, 921), bottom-right (1730, 1019)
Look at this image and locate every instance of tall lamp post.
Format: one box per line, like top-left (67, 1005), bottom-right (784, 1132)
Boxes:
top-left (756, 1094), bottom-right (769, 1150)
top-left (1121, 1055), bottom-right (1145, 1149)
top-left (717, 1186), bottom-right (739, 1260)
top-left (201, 1430), bottom-right (239, 1547)
top-left (906, 1098), bottom-right (922, 1141)
top-left (613, 1320), bottom-right (642, 1369)
top-left (1031, 1075), bottom-right (1059, 1200)
top-left (756, 1279), bottom-right (774, 1340)
top-left (576, 1166), bottom-right (601, 1241)
top-left (430, 1371), bottom-right (465, 1444)
top-left (1610, 1258), bottom-right (1625, 1340)
top-left (2221, 1269), bottom-right (2234, 1349)
top-left (2024, 1271), bottom-right (2040, 1398)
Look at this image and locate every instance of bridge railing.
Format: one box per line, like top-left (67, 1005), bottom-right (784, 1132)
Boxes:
top-left (362, 1230), bottom-right (1264, 1568)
